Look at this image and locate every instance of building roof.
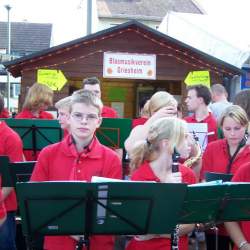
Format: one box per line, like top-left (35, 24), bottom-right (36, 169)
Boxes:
top-left (0, 22), bottom-right (52, 54)
top-left (97, 0), bottom-right (204, 21)
top-left (4, 20), bottom-right (242, 78)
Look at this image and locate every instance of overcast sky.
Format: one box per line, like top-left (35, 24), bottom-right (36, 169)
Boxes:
top-left (0, 0), bottom-right (250, 49)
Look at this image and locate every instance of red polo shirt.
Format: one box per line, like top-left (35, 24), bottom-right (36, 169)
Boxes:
top-left (132, 117), bottom-right (148, 128)
top-left (101, 106), bottom-right (118, 118)
top-left (231, 163), bottom-right (250, 250)
top-left (126, 162), bottom-right (196, 250)
top-left (16, 109), bottom-right (54, 119)
top-left (31, 135), bottom-right (122, 250)
top-left (0, 108), bottom-right (10, 118)
top-left (201, 139), bottom-right (250, 180)
top-left (0, 121), bottom-right (23, 212)
top-left (184, 113), bottom-right (218, 143)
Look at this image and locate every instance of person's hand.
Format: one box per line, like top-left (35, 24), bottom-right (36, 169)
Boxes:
top-left (163, 172), bottom-right (182, 183)
top-left (241, 242), bottom-right (250, 250)
top-left (150, 106), bottom-right (177, 122)
top-left (70, 235), bottom-right (84, 241)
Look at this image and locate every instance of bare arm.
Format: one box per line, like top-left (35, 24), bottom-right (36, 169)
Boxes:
top-left (225, 222), bottom-right (250, 249)
top-left (125, 106), bottom-right (177, 153)
top-left (2, 187), bottom-right (13, 201)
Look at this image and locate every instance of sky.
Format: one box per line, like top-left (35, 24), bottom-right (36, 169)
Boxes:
top-left (0, 0), bottom-right (250, 50)
top-left (0, 0), bottom-right (86, 45)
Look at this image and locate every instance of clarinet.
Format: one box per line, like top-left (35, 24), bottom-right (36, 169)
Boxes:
top-left (171, 148), bottom-right (180, 250)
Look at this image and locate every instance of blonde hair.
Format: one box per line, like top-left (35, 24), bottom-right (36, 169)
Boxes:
top-left (55, 96), bottom-right (72, 110)
top-left (149, 91), bottom-right (177, 115)
top-left (141, 100), bottom-right (150, 118)
top-left (129, 117), bottom-right (187, 171)
top-left (71, 89), bottom-right (103, 115)
top-left (23, 83), bottom-right (53, 111)
top-left (219, 105), bottom-right (249, 128)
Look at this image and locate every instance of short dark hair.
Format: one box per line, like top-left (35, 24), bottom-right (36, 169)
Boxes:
top-left (187, 84), bottom-right (211, 105)
top-left (0, 94), bottom-right (4, 113)
top-left (82, 77), bottom-right (100, 87)
top-left (234, 89), bottom-right (250, 120)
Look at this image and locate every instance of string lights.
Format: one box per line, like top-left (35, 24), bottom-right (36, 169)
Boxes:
top-left (13, 26), bottom-right (236, 77)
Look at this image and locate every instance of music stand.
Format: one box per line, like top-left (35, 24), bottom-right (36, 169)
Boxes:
top-left (3, 119), bottom-right (63, 155)
top-left (179, 183), bottom-right (250, 250)
top-left (16, 181), bottom-right (187, 250)
top-left (0, 156), bottom-right (35, 187)
top-left (96, 118), bottom-right (132, 149)
top-left (205, 172), bottom-right (233, 182)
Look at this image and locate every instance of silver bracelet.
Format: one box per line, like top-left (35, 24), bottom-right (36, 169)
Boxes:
top-left (239, 241), bottom-right (248, 249)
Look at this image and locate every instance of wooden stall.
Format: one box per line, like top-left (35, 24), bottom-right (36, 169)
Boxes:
top-left (4, 20), bottom-right (242, 118)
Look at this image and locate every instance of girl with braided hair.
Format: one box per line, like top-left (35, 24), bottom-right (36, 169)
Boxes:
top-left (126, 117), bottom-right (196, 250)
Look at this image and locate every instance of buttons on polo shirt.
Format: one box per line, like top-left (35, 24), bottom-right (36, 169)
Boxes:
top-left (77, 169), bottom-right (81, 173)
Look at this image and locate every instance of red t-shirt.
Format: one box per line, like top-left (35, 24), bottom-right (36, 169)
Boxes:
top-left (0, 108), bottom-right (10, 118)
top-left (16, 109), bottom-right (54, 119)
top-left (184, 112), bottom-right (218, 143)
top-left (0, 121), bottom-right (23, 211)
top-left (126, 162), bottom-right (196, 250)
top-left (101, 106), bottom-right (118, 118)
top-left (15, 109), bottom-right (54, 160)
top-left (132, 117), bottom-right (148, 128)
top-left (232, 163), bottom-right (250, 250)
top-left (31, 135), bottom-right (122, 250)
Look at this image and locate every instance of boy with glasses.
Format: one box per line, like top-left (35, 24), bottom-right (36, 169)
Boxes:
top-left (31, 90), bottom-right (122, 250)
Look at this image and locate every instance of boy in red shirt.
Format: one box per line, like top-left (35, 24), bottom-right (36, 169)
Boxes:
top-left (31, 90), bottom-right (122, 250)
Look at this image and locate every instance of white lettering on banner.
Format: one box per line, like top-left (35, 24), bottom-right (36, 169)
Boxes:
top-left (103, 52), bottom-right (156, 80)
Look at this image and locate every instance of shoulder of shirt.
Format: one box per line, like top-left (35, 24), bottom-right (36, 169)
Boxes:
top-left (205, 138), bottom-right (225, 150)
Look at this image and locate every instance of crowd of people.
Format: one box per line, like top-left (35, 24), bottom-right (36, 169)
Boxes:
top-left (0, 79), bottom-right (250, 250)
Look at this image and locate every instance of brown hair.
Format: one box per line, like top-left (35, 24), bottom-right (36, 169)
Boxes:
top-left (23, 83), bottom-right (53, 111)
top-left (82, 77), bottom-right (100, 87)
top-left (187, 84), bottom-right (211, 105)
top-left (234, 89), bottom-right (250, 120)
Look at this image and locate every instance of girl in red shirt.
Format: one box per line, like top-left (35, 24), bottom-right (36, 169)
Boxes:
top-left (201, 105), bottom-right (250, 250)
top-left (126, 117), bottom-right (196, 250)
top-left (16, 82), bottom-right (54, 160)
top-left (16, 82), bottom-right (54, 120)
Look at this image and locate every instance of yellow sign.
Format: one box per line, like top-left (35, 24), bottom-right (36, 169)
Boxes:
top-left (184, 71), bottom-right (210, 88)
top-left (37, 69), bottom-right (67, 91)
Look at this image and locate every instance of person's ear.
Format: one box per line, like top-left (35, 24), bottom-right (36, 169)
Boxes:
top-left (96, 116), bottom-right (102, 128)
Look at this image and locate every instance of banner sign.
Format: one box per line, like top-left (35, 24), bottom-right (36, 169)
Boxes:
top-left (184, 71), bottom-right (210, 88)
top-left (103, 52), bottom-right (156, 80)
top-left (37, 69), bottom-right (67, 91)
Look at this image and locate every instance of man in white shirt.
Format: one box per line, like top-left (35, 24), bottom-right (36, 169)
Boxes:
top-left (209, 84), bottom-right (232, 120)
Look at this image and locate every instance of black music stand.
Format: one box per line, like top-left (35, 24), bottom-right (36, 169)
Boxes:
top-left (179, 183), bottom-right (250, 250)
top-left (16, 181), bottom-right (187, 250)
top-left (205, 171), bottom-right (233, 182)
top-left (0, 156), bottom-right (35, 187)
top-left (3, 119), bottom-right (63, 155)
